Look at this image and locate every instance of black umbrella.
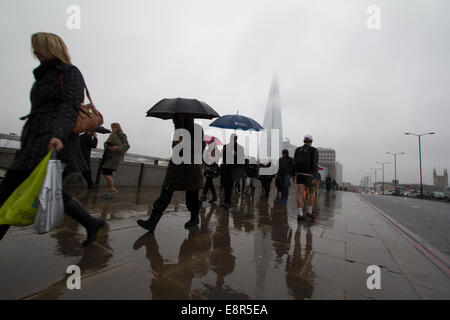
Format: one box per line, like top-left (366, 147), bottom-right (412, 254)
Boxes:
top-left (146, 98), bottom-right (220, 120)
top-left (95, 126), bottom-right (112, 134)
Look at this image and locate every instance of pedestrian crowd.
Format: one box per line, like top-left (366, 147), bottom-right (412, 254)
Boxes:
top-left (0, 32), bottom-right (339, 246)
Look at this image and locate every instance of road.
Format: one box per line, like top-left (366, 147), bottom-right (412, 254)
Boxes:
top-left (360, 194), bottom-right (450, 257)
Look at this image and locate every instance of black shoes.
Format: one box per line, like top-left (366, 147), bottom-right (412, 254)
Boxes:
top-left (184, 217), bottom-right (200, 229)
top-left (200, 194), bottom-right (207, 202)
top-left (306, 213), bottom-right (316, 220)
top-left (297, 215), bottom-right (306, 222)
top-left (208, 196), bottom-right (218, 204)
top-left (82, 219), bottom-right (105, 246)
top-left (137, 212), bottom-right (162, 233)
top-left (221, 202), bottom-right (231, 209)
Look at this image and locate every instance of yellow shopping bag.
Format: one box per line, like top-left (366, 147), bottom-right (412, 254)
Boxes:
top-left (0, 150), bottom-right (52, 226)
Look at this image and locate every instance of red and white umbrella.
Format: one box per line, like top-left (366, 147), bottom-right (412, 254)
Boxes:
top-left (204, 135), bottom-right (223, 146)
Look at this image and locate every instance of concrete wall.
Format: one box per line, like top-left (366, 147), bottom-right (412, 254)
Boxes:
top-left (0, 148), bottom-right (168, 187)
top-left (0, 148), bottom-right (17, 169)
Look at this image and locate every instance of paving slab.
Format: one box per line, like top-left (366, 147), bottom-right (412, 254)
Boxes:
top-left (1, 187), bottom-right (449, 299)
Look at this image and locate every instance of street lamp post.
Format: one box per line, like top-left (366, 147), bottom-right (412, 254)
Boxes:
top-left (376, 161), bottom-right (390, 194)
top-left (370, 167), bottom-right (381, 192)
top-left (405, 132), bottom-right (435, 198)
top-left (386, 152), bottom-right (405, 195)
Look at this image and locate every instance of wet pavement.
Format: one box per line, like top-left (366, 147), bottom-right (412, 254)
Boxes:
top-left (1, 185), bottom-right (450, 300)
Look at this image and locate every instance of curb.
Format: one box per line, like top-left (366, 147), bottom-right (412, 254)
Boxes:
top-left (360, 195), bottom-right (450, 278)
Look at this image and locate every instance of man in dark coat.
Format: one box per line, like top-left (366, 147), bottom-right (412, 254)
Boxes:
top-left (79, 131), bottom-right (98, 189)
top-left (293, 134), bottom-right (319, 220)
top-left (276, 149), bottom-right (294, 205)
top-left (221, 134), bottom-right (245, 208)
top-left (137, 114), bottom-right (205, 233)
top-left (325, 175), bottom-right (332, 193)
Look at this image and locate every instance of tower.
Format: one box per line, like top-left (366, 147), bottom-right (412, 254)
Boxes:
top-left (262, 77), bottom-right (283, 157)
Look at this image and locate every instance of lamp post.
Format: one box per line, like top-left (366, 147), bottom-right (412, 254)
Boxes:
top-left (370, 167), bottom-right (381, 192)
top-left (376, 161), bottom-right (390, 194)
top-left (366, 171), bottom-right (372, 190)
top-left (386, 152), bottom-right (405, 195)
top-left (405, 132), bottom-right (435, 198)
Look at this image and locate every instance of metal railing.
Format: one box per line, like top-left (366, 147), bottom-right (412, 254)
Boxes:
top-left (0, 133), bottom-right (170, 166)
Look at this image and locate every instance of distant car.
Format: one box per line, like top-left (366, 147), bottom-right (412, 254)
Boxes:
top-left (410, 191), bottom-right (419, 198)
top-left (422, 191), bottom-right (433, 199)
top-left (431, 191), bottom-right (445, 200)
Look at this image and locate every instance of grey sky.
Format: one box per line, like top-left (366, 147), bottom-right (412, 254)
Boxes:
top-left (1, 0), bottom-right (449, 185)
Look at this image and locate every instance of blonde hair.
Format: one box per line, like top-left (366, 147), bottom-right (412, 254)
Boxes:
top-left (31, 32), bottom-right (71, 64)
top-left (111, 123), bottom-right (123, 133)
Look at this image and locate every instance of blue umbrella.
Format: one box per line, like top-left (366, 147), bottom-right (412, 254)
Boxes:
top-left (209, 114), bottom-right (264, 131)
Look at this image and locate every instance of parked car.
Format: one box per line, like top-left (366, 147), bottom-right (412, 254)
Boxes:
top-left (431, 191), bottom-right (446, 200)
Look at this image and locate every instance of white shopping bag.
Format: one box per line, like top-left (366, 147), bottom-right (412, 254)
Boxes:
top-left (33, 150), bottom-right (64, 234)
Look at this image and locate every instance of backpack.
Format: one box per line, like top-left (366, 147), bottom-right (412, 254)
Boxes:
top-left (294, 145), bottom-right (311, 173)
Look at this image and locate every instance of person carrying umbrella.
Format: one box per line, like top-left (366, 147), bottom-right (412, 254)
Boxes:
top-left (137, 98), bottom-right (218, 233)
top-left (221, 134), bottom-right (245, 209)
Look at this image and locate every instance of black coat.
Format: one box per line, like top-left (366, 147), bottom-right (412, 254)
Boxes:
top-left (293, 144), bottom-right (319, 176)
top-left (12, 58), bottom-right (87, 173)
top-left (162, 123), bottom-right (204, 191)
top-left (79, 132), bottom-right (98, 162)
top-left (221, 141), bottom-right (245, 186)
top-left (277, 155), bottom-right (294, 176)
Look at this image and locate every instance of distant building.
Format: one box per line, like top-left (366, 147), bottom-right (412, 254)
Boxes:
top-left (335, 161), bottom-right (343, 185)
top-left (263, 77), bottom-right (283, 157)
top-left (317, 147), bottom-right (336, 179)
top-left (433, 168), bottom-right (448, 187)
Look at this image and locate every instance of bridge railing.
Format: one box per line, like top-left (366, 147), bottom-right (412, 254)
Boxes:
top-left (0, 133), bottom-right (171, 186)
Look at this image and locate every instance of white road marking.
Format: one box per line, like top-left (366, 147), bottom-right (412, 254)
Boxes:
top-left (412, 205), bottom-right (419, 208)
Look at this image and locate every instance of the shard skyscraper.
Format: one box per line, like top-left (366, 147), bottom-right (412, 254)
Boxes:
top-left (262, 77), bottom-right (283, 158)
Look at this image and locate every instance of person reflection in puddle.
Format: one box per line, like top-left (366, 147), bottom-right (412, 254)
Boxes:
top-left (285, 222), bottom-right (314, 299)
top-left (133, 224), bottom-right (210, 299)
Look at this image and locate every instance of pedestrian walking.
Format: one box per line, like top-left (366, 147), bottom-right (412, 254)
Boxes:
top-left (201, 137), bottom-right (219, 204)
top-left (100, 122), bottom-right (130, 199)
top-left (79, 130), bottom-right (98, 189)
top-left (275, 149), bottom-right (294, 205)
top-left (293, 134), bottom-right (319, 221)
top-left (325, 174), bottom-right (332, 193)
top-left (0, 32), bottom-right (104, 245)
top-left (137, 114), bottom-right (205, 232)
top-left (221, 134), bottom-right (245, 209)
top-left (332, 179), bottom-right (338, 191)
top-left (243, 157), bottom-right (258, 195)
top-left (259, 159), bottom-right (274, 199)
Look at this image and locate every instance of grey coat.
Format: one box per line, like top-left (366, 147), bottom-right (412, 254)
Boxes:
top-left (101, 132), bottom-right (129, 170)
